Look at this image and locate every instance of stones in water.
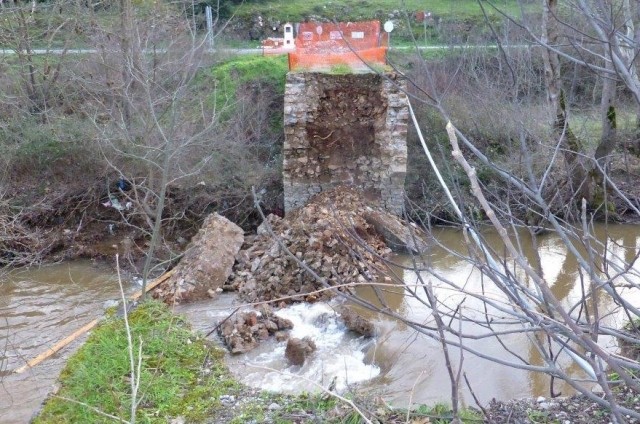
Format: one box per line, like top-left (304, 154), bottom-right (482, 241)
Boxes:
top-left (228, 186), bottom-right (429, 305)
top-left (338, 306), bottom-right (375, 337)
top-left (285, 336), bottom-right (317, 366)
top-left (362, 209), bottom-right (428, 254)
top-left (218, 310), bottom-right (293, 354)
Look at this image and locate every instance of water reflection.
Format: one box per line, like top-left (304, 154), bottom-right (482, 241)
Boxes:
top-left (0, 261), bottom-right (129, 424)
top-left (1, 224), bottom-right (638, 420)
top-left (355, 224), bottom-right (640, 407)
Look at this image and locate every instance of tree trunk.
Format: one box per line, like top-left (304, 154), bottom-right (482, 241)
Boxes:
top-left (541, 0), bottom-right (589, 205)
top-left (119, 0), bottom-right (133, 129)
top-left (596, 57), bottom-right (617, 162)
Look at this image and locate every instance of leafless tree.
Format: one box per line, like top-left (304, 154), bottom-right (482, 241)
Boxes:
top-left (0, 1), bottom-right (80, 123)
top-left (376, 1), bottom-right (640, 419)
top-left (75, 0), bottom-right (225, 295)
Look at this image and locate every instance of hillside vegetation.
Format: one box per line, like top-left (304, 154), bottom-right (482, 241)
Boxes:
top-left (219, 0), bottom-right (532, 44)
top-left (0, 0), bottom-right (637, 271)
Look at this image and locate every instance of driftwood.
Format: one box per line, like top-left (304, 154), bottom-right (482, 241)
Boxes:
top-left (13, 269), bottom-right (175, 374)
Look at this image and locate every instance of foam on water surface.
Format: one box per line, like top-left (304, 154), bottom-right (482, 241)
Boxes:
top-left (232, 302), bottom-right (380, 393)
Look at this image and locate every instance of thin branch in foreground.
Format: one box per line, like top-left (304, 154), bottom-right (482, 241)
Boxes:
top-left (53, 396), bottom-right (130, 424)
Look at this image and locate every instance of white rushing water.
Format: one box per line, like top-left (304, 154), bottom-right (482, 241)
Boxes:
top-left (228, 302), bottom-right (380, 393)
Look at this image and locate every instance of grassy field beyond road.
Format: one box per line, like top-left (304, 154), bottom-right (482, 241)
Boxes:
top-left (232, 0), bottom-right (523, 22)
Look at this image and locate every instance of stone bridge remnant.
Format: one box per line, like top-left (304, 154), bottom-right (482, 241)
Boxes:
top-left (280, 21), bottom-right (408, 216)
top-left (283, 72), bottom-right (408, 216)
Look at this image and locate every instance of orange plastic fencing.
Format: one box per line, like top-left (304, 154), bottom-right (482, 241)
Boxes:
top-left (288, 46), bottom-right (387, 71)
top-left (288, 21), bottom-right (388, 71)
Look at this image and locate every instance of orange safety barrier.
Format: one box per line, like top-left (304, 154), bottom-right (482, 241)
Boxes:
top-left (288, 46), bottom-right (387, 71)
top-left (289, 21), bottom-right (389, 71)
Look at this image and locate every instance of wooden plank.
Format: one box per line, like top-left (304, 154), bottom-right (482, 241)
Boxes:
top-left (13, 269), bottom-right (175, 374)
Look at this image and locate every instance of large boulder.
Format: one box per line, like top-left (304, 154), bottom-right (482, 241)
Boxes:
top-left (154, 213), bottom-right (244, 304)
top-left (362, 209), bottom-right (428, 254)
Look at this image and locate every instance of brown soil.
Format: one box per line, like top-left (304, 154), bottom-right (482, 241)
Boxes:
top-left (0, 175), bottom-right (259, 272)
top-left (4, 143), bottom-right (640, 272)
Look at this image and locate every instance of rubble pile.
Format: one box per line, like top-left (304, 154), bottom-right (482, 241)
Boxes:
top-left (218, 308), bottom-right (294, 354)
top-left (226, 186), bottom-right (397, 304)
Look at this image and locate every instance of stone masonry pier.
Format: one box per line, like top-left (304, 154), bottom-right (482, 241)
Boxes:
top-left (283, 72), bottom-right (409, 215)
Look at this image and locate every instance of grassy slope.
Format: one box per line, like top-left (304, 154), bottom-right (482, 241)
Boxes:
top-left (204, 54), bottom-right (289, 116)
top-left (231, 0), bottom-right (524, 22)
top-left (34, 301), bottom-right (239, 423)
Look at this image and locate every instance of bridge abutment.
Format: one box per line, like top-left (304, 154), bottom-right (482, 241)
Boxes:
top-left (283, 72), bottom-right (408, 215)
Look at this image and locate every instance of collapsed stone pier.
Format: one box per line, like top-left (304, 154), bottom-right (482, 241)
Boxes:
top-left (283, 72), bottom-right (409, 216)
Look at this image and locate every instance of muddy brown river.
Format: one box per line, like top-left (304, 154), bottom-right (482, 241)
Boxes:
top-left (0, 260), bottom-right (133, 423)
top-left (1, 224), bottom-right (639, 422)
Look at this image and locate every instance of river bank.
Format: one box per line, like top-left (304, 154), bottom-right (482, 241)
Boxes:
top-left (22, 289), bottom-right (638, 424)
top-left (2, 251), bottom-right (638, 422)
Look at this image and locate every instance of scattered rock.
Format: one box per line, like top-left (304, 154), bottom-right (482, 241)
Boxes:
top-left (338, 306), bottom-right (375, 337)
top-left (268, 402), bottom-right (282, 411)
top-left (153, 213), bottom-right (244, 304)
top-left (218, 310), bottom-right (293, 354)
top-left (486, 391), bottom-right (640, 424)
top-left (274, 331), bottom-right (289, 342)
top-left (285, 336), bottom-right (317, 366)
top-left (219, 395), bottom-right (236, 407)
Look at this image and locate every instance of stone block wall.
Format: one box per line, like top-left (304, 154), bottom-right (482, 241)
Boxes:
top-left (283, 72), bottom-right (408, 215)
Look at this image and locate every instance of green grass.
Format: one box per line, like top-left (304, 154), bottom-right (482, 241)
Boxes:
top-left (32, 298), bottom-right (486, 424)
top-left (228, 0), bottom-right (531, 47)
top-left (402, 403), bottom-right (482, 423)
top-left (569, 108), bottom-right (638, 150)
top-left (228, 391), bottom-right (340, 424)
top-left (232, 0), bottom-right (525, 23)
top-left (205, 54), bottom-right (289, 118)
top-left (34, 300), bottom-right (239, 424)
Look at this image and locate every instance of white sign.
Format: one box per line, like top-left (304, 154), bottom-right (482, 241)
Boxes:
top-left (316, 25), bottom-right (323, 35)
top-left (329, 31), bottom-right (343, 40)
top-left (384, 21), bottom-right (394, 33)
top-left (351, 31), bottom-right (365, 39)
top-left (302, 31), bottom-right (314, 41)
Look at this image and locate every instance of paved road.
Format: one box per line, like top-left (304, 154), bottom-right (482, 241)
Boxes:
top-left (0, 47), bottom-right (261, 55)
top-left (0, 44), bottom-right (518, 56)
